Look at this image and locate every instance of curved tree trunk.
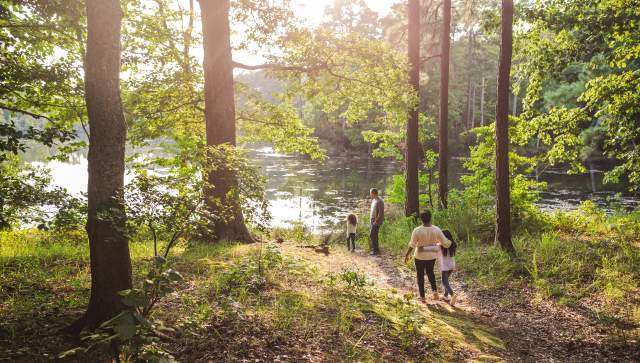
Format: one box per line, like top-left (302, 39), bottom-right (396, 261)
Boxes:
top-left (200, 0), bottom-right (252, 242)
top-left (495, 0), bottom-right (515, 252)
top-left (405, 0), bottom-right (420, 218)
top-left (82, 0), bottom-right (132, 329)
top-left (438, 0), bottom-right (451, 209)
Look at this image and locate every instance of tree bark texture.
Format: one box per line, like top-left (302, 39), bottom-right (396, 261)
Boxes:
top-left (438, 0), bottom-right (451, 209)
top-left (200, 0), bottom-right (252, 242)
top-left (405, 0), bottom-right (420, 217)
top-left (495, 0), bottom-right (515, 252)
top-left (83, 0), bottom-right (132, 329)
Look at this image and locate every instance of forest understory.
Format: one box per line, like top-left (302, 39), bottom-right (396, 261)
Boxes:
top-left (1, 226), bottom-right (638, 362)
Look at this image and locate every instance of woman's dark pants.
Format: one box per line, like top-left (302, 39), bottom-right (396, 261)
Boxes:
top-left (415, 258), bottom-right (437, 298)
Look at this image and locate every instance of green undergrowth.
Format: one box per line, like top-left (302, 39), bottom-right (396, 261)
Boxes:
top-left (376, 201), bottom-right (640, 343)
top-left (1, 229), bottom-right (505, 362)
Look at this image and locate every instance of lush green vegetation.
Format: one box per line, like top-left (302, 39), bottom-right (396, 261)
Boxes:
top-left (376, 197), bottom-right (640, 344)
top-left (2, 0), bottom-right (640, 361)
top-left (2, 229), bottom-right (508, 362)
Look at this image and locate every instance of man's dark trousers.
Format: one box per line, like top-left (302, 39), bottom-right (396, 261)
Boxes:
top-left (370, 223), bottom-right (380, 254)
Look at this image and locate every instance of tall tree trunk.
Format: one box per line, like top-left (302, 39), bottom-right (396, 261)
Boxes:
top-left (405, 0), bottom-right (420, 217)
top-left (200, 0), bottom-right (253, 242)
top-left (495, 0), bottom-right (515, 252)
top-left (438, 0), bottom-right (451, 208)
top-left (82, 0), bottom-right (132, 329)
top-left (471, 84), bottom-right (476, 128)
top-left (463, 31), bottom-right (475, 130)
top-left (480, 76), bottom-right (485, 125)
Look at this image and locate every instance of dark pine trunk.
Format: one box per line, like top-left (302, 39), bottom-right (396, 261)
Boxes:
top-left (495, 0), bottom-right (515, 252)
top-left (438, 0), bottom-right (451, 209)
top-left (200, 0), bottom-right (253, 242)
top-left (405, 0), bottom-right (420, 218)
top-left (82, 0), bottom-right (132, 329)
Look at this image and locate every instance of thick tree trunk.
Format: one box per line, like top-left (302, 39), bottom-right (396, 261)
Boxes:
top-left (200, 0), bottom-right (252, 242)
top-left (495, 0), bottom-right (515, 252)
top-left (438, 0), bottom-right (451, 209)
top-left (82, 0), bottom-right (132, 329)
top-left (405, 0), bottom-right (420, 217)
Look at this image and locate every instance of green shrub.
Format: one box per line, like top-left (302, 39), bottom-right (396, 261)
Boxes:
top-left (60, 255), bottom-right (183, 362)
top-left (378, 216), bottom-right (419, 254)
top-left (525, 232), bottom-right (598, 298)
top-left (609, 208), bottom-right (640, 242)
top-left (339, 268), bottom-right (369, 290)
top-left (432, 189), bottom-right (494, 243)
top-left (550, 200), bottom-right (609, 236)
top-left (271, 222), bottom-right (311, 243)
top-left (456, 241), bottom-right (525, 288)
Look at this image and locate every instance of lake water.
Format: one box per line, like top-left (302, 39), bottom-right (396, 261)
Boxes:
top-left (28, 146), bottom-right (639, 232)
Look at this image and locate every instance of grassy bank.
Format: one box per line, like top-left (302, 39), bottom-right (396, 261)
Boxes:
top-left (1, 228), bottom-right (505, 362)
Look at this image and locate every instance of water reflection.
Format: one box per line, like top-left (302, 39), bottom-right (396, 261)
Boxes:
top-left (24, 145), bottom-right (639, 232)
top-left (536, 169), bottom-right (639, 212)
top-left (249, 146), bottom-right (397, 232)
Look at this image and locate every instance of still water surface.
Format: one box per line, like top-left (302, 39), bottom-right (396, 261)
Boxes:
top-left (30, 146), bottom-right (639, 232)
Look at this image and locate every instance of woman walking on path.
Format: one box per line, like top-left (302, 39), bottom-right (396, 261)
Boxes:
top-left (404, 211), bottom-right (451, 302)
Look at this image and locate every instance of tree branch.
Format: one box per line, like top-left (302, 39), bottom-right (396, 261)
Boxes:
top-left (420, 54), bottom-right (441, 64)
top-left (0, 105), bottom-right (56, 123)
top-left (232, 60), bottom-right (326, 72)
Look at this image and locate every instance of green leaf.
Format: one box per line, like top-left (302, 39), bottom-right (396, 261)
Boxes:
top-left (163, 268), bottom-right (183, 282)
top-left (111, 312), bottom-right (137, 340)
top-left (119, 289), bottom-right (150, 307)
top-left (153, 255), bottom-right (167, 266)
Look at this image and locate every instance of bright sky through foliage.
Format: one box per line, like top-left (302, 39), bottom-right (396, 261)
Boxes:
top-left (294, 0), bottom-right (396, 24)
top-left (233, 0), bottom-right (397, 65)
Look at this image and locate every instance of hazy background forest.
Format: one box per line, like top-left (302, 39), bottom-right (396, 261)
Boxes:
top-left (1, 0), bottom-right (639, 362)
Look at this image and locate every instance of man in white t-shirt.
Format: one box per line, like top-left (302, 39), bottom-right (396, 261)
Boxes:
top-left (404, 210), bottom-right (451, 302)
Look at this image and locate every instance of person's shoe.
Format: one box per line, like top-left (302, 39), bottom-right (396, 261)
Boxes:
top-left (450, 294), bottom-right (457, 306)
top-left (369, 251), bottom-right (378, 256)
top-left (419, 297), bottom-right (426, 304)
top-left (432, 292), bottom-right (439, 301)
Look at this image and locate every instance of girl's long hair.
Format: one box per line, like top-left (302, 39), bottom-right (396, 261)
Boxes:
top-left (347, 213), bottom-right (357, 225)
top-left (441, 230), bottom-right (457, 257)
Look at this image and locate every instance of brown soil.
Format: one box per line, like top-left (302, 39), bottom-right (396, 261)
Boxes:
top-left (281, 243), bottom-right (640, 363)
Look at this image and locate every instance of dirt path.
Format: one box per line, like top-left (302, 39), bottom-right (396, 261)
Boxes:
top-left (280, 243), bottom-right (511, 361)
top-left (281, 243), bottom-right (482, 316)
top-left (280, 243), bottom-right (639, 363)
